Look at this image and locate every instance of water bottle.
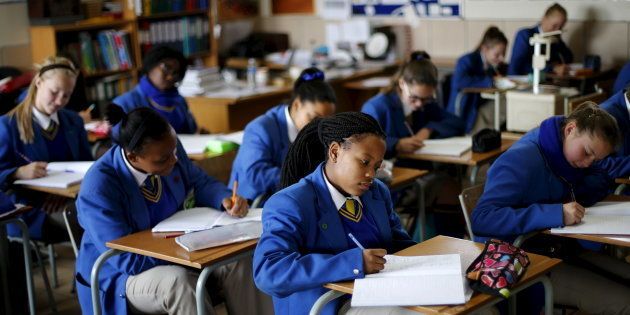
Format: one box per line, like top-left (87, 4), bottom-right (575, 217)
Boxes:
top-left (247, 58), bottom-right (257, 90)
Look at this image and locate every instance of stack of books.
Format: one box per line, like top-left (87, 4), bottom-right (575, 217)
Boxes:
top-left (178, 66), bottom-right (223, 96)
top-left (62, 30), bottom-right (134, 74)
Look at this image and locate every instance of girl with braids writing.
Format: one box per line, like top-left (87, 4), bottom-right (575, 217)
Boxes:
top-left (230, 67), bottom-right (335, 203)
top-left (0, 56), bottom-right (92, 241)
top-left (448, 26), bottom-right (508, 133)
top-left (254, 112), bottom-right (416, 315)
top-left (75, 107), bottom-right (272, 315)
top-left (362, 51), bottom-right (464, 158)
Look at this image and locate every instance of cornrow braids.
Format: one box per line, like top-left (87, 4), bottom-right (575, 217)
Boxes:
top-left (280, 112), bottom-right (385, 188)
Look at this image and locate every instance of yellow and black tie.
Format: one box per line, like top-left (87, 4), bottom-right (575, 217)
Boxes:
top-left (141, 175), bottom-right (162, 203)
top-left (41, 120), bottom-right (59, 140)
top-left (339, 198), bottom-right (362, 223)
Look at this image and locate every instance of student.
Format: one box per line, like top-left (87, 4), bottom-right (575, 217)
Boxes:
top-left (0, 56), bottom-right (91, 240)
top-left (507, 3), bottom-right (573, 76)
top-left (113, 46), bottom-right (199, 134)
top-left (253, 112), bottom-right (416, 315)
top-left (598, 89), bottom-right (630, 179)
top-left (612, 61), bottom-right (630, 94)
top-left (448, 27), bottom-right (508, 134)
top-left (472, 103), bottom-right (630, 313)
top-left (229, 67), bottom-right (335, 203)
top-left (362, 51), bottom-right (464, 157)
top-left (75, 107), bottom-right (272, 315)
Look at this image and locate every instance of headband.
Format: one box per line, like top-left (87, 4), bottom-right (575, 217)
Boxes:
top-left (39, 64), bottom-right (76, 76)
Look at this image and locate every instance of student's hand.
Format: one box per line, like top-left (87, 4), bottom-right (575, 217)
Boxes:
top-left (562, 202), bottom-right (585, 226)
top-left (42, 195), bottom-right (69, 214)
top-left (223, 196), bottom-right (249, 218)
top-left (78, 109), bottom-right (92, 124)
top-left (395, 137), bottom-right (424, 154)
top-left (553, 64), bottom-right (569, 76)
top-left (362, 248), bottom-right (387, 274)
top-left (14, 162), bottom-right (48, 180)
top-left (415, 128), bottom-right (432, 141)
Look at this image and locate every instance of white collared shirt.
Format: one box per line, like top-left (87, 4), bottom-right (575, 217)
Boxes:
top-left (284, 105), bottom-right (299, 143)
top-left (121, 148), bottom-right (149, 187)
top-left (32, 107), bottom-right (59, 130)
top-left (322, 168), bottom-right (362, 210)
top-left (624, 92), bottom-right (630, 119)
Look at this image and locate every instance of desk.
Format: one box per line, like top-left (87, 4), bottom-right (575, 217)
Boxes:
top-left (310, 235), bottom-right (561, 315)
top-left (614, 178), bottom-right (630, 195)
top-left (342, 76), bottom-right (390, 112)
top-left (389, 167), bottom-right (429, 242)
top-left (546, 68), bottom-right (617, 94)
top-left (18, 184), bottom-right (80, 199)
top-left (188, 150), bottom-right (238, 184)
top-left (399, 139), bottom-right (515, 184)
top-left (91, 230), bottom-right (257, 315)
top-left (389, 167), bottom-right (427, 190)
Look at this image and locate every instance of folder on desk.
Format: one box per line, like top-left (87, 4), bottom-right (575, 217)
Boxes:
top-left (14, 171), bottom-right (85, 189)
top-left (414, 137), bottom-right (472, 156)
top-left (152, 207), bottom-right (262, 233)
top-left (175, 221), bottom-right (262, 252)
top-left (550, 202), bottom-right (630, 235)
top-left (351, 254), bottom-right (472, 307)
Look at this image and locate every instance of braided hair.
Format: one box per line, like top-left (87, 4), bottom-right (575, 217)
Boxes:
top-left (108, 106), bottom-right (173, 154)
top-left (281, 112), bottom-right (385, 188)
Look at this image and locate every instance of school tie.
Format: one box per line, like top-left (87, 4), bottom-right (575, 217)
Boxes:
top-left (41, 120), bottom-right (59, 140)
top-left (141, 175), bottom-right (162, 203)
top-left (339, 197), bottom-right (362, 223)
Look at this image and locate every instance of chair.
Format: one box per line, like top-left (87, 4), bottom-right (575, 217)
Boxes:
top-left (458, 184), bottom-right (484, 240)
top-left (564, 90), bottom-right (607, 115)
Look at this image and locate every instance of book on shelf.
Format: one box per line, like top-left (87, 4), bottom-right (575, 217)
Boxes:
top-left (138, 16), bottom-right (209, 57)
top-left (61, 29), bottom-right (134, 74)
top-left (86, 74), bottom-right (133, 103)
top-left (134, 0), bottom-right (209, 16)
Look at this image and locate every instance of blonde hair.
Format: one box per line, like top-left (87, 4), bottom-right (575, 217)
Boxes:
top-left (8, 56), bottom-right (78, 143)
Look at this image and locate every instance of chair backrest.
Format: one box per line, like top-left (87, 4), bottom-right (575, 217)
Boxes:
top-left (458, 184), bottom-right (485, 240)
top-left (565, 91), bottom-right (608, 115)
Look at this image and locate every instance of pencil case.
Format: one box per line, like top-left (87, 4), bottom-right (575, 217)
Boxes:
top-left (205, 139), bottom-right (238, 154)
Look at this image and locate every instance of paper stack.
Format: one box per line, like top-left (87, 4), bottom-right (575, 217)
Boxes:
top-left (178, 66), bottom-right (224, 96)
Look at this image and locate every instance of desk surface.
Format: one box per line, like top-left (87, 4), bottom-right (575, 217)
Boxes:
top-left (107, 229), bottom-right (258, 269)
top-left (389, 167), bottom-right (427, 189)
top-left (19, 184), bottom-right (80, 199)
top-left (324, 235), bottom-right (561, 314)
top-left (399, 139), bottom-right (515, 166)
top-left (615, 178), bottom-right (630, 185)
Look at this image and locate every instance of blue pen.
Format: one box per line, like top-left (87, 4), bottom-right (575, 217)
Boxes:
top-left (15, 150), bottom-right (32, 163)
top-left (348, 233), bottom-right (365, 250)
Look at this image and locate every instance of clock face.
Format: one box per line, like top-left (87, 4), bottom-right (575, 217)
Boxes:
top-left (365, 33), bottom-right (389, 59)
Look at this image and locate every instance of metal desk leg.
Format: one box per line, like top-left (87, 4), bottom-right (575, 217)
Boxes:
top-left (91, 249), bottom-right (122, 315)
top-left (614, 184), bottom-right (627, 195)
top-left (541, 276), bottom-right (554, 315)
top-left (62, 206), bottom-right (79, 257)
top-left (415, 179), bottom-right (426, 242)
top-left (196, 250), bottom-right (254, 315)
top-left (1, 219), bottom-right (38, 315)
top-left (494, 91), bottom-right (501, 131)
top-left (470, 166), bottom-right (480, 185)
top-left (309, 290), bottom-right (346, 315)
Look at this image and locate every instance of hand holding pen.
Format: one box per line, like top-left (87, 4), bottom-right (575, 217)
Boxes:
top-left (13, 151), bottom-right (47, 180)
top-left (349, 233), bottom-right (386, 274)
top-left (223, 180), bottom-right (249, 218)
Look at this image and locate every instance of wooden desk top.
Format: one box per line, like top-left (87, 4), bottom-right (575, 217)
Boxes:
top-left (106, 230), bottom-right (258, 269)
top-left (324, 235), bottom-right (562, 314)
top-left (615, 178), bottom-right (630, 185)
top-left (399, 139), bottom-right (515, 166)
top-left (389, 167), bottom-right (427, 189)
top-left (343, 76), bottom-right (390, 90)
top-left (19, 184), bottom-right (81, 199)
top-left (185, 86), bottom-right (292, 103)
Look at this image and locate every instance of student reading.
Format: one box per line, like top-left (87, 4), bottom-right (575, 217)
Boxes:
top-left (75, 107), bottom-right (272, 315)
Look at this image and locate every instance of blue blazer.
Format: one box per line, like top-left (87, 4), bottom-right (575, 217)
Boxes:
top-left (362, 92), bottom-right (464, 157)
top-left (229, 105), bottom-right (290, 201)
top-left (472, 128), bottom-right (610, 243)
top-left (447, 51), bottom-right (494, 133)
top-left (613, 62), bottom-right (630, 94)
top-left (598, 90), bottom-right (630, 178)
top-left (113, 86), bottom-right (198, 134)
top-left (507, 25), bottom-right (573, 75)
top-left (75, 143), bottom-right (231, 315)
top-left (253, 163), bottom-right (415, 315)
top-left (0, 109), bottom-right (92, 238)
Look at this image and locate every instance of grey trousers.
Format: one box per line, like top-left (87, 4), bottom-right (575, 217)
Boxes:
top-left (125, 257), bottom-right (273, 315)
top-left (470, 99), bottom-right (506, 135)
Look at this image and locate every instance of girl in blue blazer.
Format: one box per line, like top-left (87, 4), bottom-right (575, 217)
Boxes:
top-left (230, 68), bottom-right (335, 203)
top-left (473, 103), bottom-right (630, 313)
top-left (613, 61), bottom-right (630, 94)
top-left (363, 51), bottom-right (464, 157)
top-left (113, 46), bottom-right (198, 134)
top-left (507, 3), bottom-right (573, 76)
top-left (598, 89), bottom-right (630, 178)
top-left (0, 56), bottom-right (92, 240)
top-left (254, 112), bottom-right (416, 315)
top-left (448, 27), bottom-right (508, 133)
top-left (76, 107), bottom-right (272, 315)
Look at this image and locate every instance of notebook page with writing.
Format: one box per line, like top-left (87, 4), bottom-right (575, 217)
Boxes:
top-left (550, 202), bottom-right (630, 235)
top-left (152, 207), bottom-right (263, 233)
top-left (175, 221), bottom-right (262, 252)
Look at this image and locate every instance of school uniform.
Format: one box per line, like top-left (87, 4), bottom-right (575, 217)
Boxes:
top-left (362, 92), bottom-right (465, 157)
top-left (613, 61), bottom-right (630, 94)
top-left (598, 90), bottom-right (630, 179)
top-left (253, 163), bottom-right (415, 315)
top-left (0, 108), bottom-right (92, 239)
top-left (113, 76), bottom-right (198, 134)
top-left (507, 25), bottom-right (573, 75)
top-left (229, 105), bottom-right (294, 202)
top-left (75, 142), bottom-right (272, 315)
top-left (447, 51), bottom-right (497, 133)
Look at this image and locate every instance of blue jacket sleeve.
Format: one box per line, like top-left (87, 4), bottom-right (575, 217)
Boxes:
top-left (507, 30), bottom-right (531, 75)
top-left (0, 120), bottom-right (18, 188)
top-left (472, 149), bottom-right (564, 238)
top-left (253, 193), bottom-right (365, 298)
top-left (596, 156), bottom-right (630, 181)
top-left (233, 125), bottom-right (282, 199)
top-left (613, 62), bottom-right (630, 94)
top-left (575, 166), bottom-right (611, 207)
top-left (178, 142), bottom-right (231, 209)
top-left (361, 101), bottom-right (399, 155)
top-left (453, 56), bottom-right (493, 89)
top-left (423, 104), bottom-right (465, 139)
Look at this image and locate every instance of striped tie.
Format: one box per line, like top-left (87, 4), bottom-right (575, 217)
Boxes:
top-left (339, 198), bottom-right (362, 223)
top-left (41, 120), bottom-right (59, 140)
top-left (141, 175), bottom-right (162, 203)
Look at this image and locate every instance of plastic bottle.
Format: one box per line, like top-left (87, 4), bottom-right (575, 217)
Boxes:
top-left (247, 58), bottom-right (257, 90)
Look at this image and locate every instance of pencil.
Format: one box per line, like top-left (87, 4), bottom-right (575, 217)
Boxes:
top-left (232, 180), bottom-right (238, 207)
top-left (15, 150), bottom-right (32, 163)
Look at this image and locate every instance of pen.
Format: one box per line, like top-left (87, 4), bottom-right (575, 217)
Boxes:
top-left (87, 103), bottom-right (95, 112)
top-left (404, 122), bottom-right (414, 137)
top-left (231, 180), bottom-right (238, 207)
top-left (15, 150), bottom-right (32, 163)
top-left (348, 233), bottom-right (365, 250)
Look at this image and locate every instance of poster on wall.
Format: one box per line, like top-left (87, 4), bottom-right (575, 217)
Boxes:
top-left (352, 0), bottom-right (462, 18)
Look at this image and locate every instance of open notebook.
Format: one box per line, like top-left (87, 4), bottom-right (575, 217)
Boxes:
top-left (351, 254), bottom-right (473, 307)
top-left (14, 161), bottom-right (93, 189)
top-left (414, 137), bottom-right (472, 157)
top-left (152, 207), bottom-right (262, 233)
top-left (175, 221), bottom-right (262, 252)
top-left (550, 202), bottom-right (630, 235)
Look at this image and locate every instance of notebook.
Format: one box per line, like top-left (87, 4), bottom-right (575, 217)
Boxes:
top-left (152, 207), bottom-right (262, 233)
top-left (14, 171), bottom-right (85, 189)
top-left (178, 135), bottom-right (219, 155)
top-left (175, 221), bottom-right (262, 252)
top-left (47, 161), bottom-right (94, 174)
top-left (414, 137), bottom-right (472, 157)
top-left (351, 254), bottom-right (472, 307)
top-left (550, 202), bottom-right (630, 235)
top-left (217, 131), bottom-right (245, 145)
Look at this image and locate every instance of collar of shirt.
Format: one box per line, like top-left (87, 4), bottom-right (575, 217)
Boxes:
top-left (32, 107), bottom-right (59, 130)
top-left (624, 92), bottom-right (630, 119)
top-left (284, 105), bottom-right (299, 143)
top-left (322, 167), bottom-right (362, 210)
top-left (121, 148), bottom-right (149, 187)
